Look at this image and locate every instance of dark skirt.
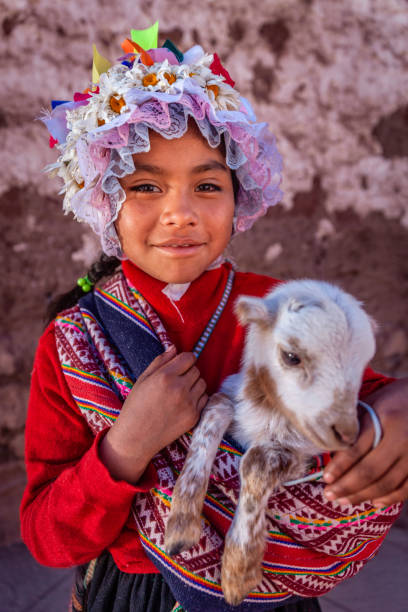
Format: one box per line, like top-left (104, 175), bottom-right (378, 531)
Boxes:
top-left (72, 552), bottom-right (322, 612)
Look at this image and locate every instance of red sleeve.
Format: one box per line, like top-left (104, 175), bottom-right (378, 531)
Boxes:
top-left (20, 322), bottom-right (157, 568)
top-left (360, 366), bottom-right (396, 399)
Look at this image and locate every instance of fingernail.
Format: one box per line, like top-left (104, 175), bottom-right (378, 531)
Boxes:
top-left (165, 345), bottom-right (176, 353)
top-left (372, 500), bottom-right (385, 509)
top-left (323, 472), bottom-right (335, 484)
top-left (337, 497), bottom-right (351, 506)
top-left (324, 490), bottom-right (336, 500)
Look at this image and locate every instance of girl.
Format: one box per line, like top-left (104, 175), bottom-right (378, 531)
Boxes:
top-left (21, 25), bottom-right (407, 612)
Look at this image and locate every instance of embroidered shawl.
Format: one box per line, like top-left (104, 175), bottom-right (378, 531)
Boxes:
top-left (55, 271), bottom-right (401, 612)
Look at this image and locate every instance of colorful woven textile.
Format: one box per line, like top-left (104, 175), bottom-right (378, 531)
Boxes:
top-left (55, 271), bottom-right (402, 612)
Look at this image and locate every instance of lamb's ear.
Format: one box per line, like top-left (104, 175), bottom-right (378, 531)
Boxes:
top-left (287, 298), bottom-right (305, 313)
top-left (235, 295), bottom-right (270, 326)
top-left (287, 296), bottom-right (322, 313)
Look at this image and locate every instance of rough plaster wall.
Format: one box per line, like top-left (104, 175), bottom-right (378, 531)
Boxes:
top-left (0, 0), bottom-right (407, 543)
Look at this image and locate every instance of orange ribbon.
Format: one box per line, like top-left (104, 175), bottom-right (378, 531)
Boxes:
top-left (121, 39), bottom-right (154, 66)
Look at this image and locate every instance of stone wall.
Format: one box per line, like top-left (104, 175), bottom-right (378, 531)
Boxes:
top-left (1, 0), bottom-right (407, 544)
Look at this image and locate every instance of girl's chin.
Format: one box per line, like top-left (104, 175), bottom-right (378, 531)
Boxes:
top-left (154, 270), bottom-right (205, 284)
top-left (130, 262), bottom-right (208, 285)
top-left (125, 251), bottom-right (225, 284)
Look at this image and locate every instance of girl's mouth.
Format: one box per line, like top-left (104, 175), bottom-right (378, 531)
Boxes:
top-left (152, 239), bottom-right (205, 256)
top-left (153, 243), bottom-right (205, 256)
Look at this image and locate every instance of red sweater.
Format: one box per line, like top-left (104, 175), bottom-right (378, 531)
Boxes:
top-left (21, 261), bottom-right (392, 572)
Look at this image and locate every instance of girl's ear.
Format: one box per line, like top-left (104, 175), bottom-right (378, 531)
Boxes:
top-left (234, 295), bottom-right (270, 326)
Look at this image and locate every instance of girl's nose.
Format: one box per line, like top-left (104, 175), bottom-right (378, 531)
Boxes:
top-left (160, 190), bottom-right (198, 227)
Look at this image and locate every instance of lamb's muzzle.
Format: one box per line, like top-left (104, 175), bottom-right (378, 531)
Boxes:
top-left (331, 420), bottom-right (359, 446)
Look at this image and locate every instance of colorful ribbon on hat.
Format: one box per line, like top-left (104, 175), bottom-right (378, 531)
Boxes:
top-left (49, 22), bottom-right (235, 148)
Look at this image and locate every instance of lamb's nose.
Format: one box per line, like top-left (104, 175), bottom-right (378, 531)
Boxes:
top-left (332, 424), bottom-right (358, 446)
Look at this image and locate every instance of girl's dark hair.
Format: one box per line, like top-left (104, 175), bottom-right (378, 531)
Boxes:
top-left (46, 253), bottom-right (120, 324)
top-left (231, 170), bottom-right (240, 201)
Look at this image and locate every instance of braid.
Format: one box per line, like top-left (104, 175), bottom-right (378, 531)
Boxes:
top-left (86, 254), bottom-right (120, 285)
top-left (46, 253), bottom-right (120, 324)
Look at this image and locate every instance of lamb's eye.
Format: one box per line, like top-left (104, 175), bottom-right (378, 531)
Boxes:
top-left (281, 350), bottom-right (301, 366)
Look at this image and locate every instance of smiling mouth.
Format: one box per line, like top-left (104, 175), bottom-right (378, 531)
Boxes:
top-left (152, 242), bottom-right (205, 256)
top-left (157, 243), bottom-right (202, 247)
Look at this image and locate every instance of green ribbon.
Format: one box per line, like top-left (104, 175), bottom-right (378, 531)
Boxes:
top-left (131, 21), bottom-right (159, 50)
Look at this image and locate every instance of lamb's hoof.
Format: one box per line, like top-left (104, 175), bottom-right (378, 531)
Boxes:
top-left (164, 512), bottom-right (201, 556)
top-left (221, 540), bottom-right (262, 606)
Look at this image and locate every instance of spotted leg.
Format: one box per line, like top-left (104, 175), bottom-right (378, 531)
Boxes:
top-left (221, 443), bottom-right (304, 606)
top-left (165, 393), bottom-right (234, 556)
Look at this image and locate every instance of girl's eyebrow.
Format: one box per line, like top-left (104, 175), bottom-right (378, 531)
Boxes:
top-left (133, 164), bottom-right (164, 175)
top-left (191, 161), bottom-right (228, 174)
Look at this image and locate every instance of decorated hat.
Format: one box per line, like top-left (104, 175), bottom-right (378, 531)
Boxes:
top-left (41, 22), bottom-right (283, 256)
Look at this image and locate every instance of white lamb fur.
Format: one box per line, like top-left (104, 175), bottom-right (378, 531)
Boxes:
top-left (164, 280), bottom-right (376, 606)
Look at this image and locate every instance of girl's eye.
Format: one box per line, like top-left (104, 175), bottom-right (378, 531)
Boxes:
top-left (129, 184), bottom-right (160, 193)
top-left (196, 183), bottom-right (221, 192)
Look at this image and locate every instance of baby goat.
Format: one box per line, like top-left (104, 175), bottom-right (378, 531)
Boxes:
top-left (164, 280), bottom-right (376, 606)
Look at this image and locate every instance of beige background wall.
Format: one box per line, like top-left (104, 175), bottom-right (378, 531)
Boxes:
top-left (0, 0), bottom-right (407, 544)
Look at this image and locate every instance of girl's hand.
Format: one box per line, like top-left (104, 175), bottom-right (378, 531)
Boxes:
top-left (100, 347), bottom-right (208, 483)
top-left (323, 377), bottom-right (408, 506)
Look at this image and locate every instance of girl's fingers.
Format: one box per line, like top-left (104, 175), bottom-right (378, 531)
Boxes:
top-left (191, 377), bottom-right (207, 401)
top-left (181, 365), bottom-right (202, 389)
top-left (323, 378), bottom-right (408, 504)
top-left (373, 476), bottom-right (408, 507)
top-left (323, 408), bottom-right (377, 486)
top-left (161, 351), bottom-right (197, 376)
top-left (137, 346), bottom-right (177, 381)
top-left (140, 350), bottom-right (196, 385)
top-left (324, 436), bottom-right (400, 502)
top-left (197, 393), bottom-right (209, 413)
top-left (324, 391), bottom-right (408, 503)
top-left (323, 448), bottom-right (383, 502)
top-left (326, 456), bottom-right (407, 506)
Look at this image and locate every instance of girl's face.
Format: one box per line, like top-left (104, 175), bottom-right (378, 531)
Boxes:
top-left (116, 126), bottom-right (235, 284)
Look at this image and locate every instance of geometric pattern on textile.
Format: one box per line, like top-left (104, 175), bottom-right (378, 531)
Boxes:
top-left (55, 271), bottom-right (403, 611)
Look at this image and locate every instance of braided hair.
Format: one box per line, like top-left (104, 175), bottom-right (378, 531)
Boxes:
top-left (46, 253), bottom-right (120, 324)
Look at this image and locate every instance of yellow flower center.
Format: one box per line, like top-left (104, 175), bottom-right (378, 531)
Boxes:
top-left (109, 96), bottom-right (126, 114)
top-left (142, 73), bottom-right (158, 87)
top-left (164, 72), bottom-right (176, 85)
top-left (207, 84), bottom-right (219, 98)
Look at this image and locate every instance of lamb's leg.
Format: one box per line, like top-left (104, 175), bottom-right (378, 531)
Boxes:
top-left (221, 444), bottom-right (301, 606)
top-left (165, 392), bottom-right (234, 556)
